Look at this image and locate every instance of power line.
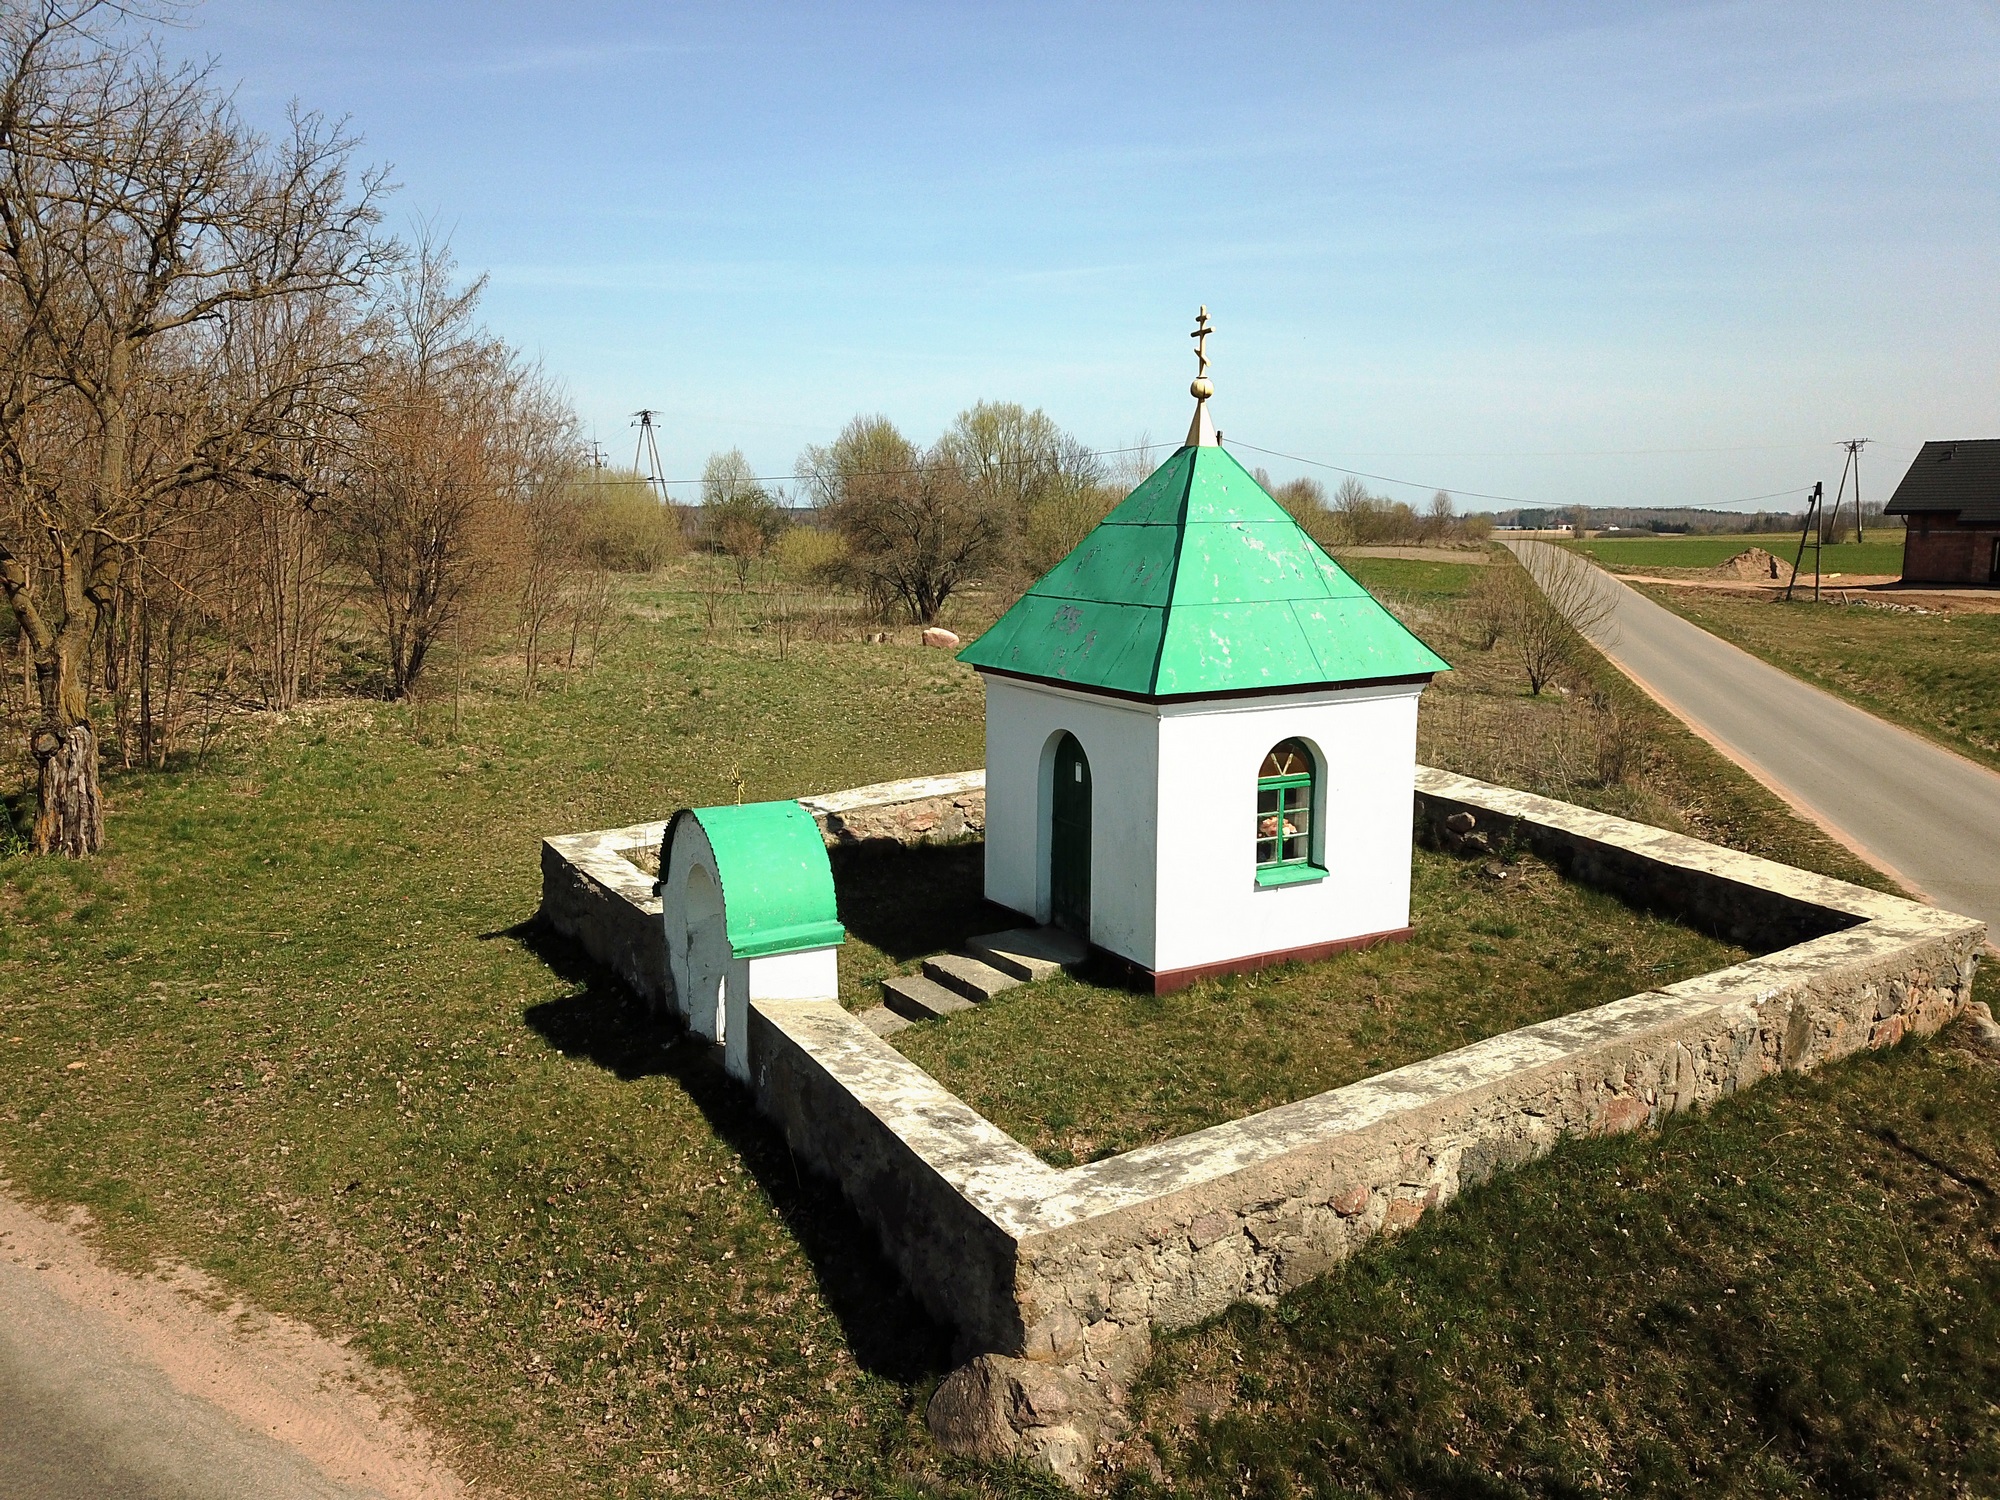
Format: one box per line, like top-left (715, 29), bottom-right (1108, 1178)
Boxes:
top-left (1223, 438), bottom-right (1813, 511)
top-left (557, 429), bottom-right (1822, 515)
top-left (1307, 441), bottom-right (1832, 459)
top-left (568, 440), bottom-right (1171, 493)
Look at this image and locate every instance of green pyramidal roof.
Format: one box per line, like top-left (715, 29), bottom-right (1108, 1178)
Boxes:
top-left (958, 443), bottom-right (1450, 698)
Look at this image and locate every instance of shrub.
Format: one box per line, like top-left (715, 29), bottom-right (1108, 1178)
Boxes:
top-left (577, 474), bottom-right (684, 572)
top-left (774, 526), bottom-right (847, 587)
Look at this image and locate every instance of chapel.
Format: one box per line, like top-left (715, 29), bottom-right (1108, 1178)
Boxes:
top-left (957, 310), bottom-right (1449, 992)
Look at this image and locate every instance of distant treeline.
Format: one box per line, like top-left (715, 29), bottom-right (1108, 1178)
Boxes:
top-left (1485, 505), bottom-right (1899, 535)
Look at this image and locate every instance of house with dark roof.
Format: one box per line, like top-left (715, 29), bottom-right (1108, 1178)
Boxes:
top-left (1885, 440), bottom-right (2000, 585)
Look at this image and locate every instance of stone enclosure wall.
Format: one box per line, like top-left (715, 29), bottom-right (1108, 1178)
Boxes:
top-left (538, 772), bottom-right (987, 1008)
top-left (540, 766), bottom-right (1984, 1485)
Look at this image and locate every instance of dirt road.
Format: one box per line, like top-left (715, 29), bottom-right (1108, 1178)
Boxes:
top-left (0, 1192), bottom-right (474, 1500)
top-left (1506, 541), bottom-right (2000, 940)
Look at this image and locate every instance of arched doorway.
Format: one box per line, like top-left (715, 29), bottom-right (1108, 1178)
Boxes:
top-left (1050, 732), bottom-right (1091, 936)
top-left (682, 863), bottom-right (728, 1043)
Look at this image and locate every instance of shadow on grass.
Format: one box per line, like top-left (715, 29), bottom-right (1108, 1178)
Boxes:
top-left (514, 918), bottom-right (956, 1387)
top-left (829, 839), bottom-right (1016, 962)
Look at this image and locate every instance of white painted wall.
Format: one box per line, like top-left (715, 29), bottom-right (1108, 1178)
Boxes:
top-left (725, 946), bottom-right (839, 1082)
top-left (664, 821), bottom-right (728, 1039)
top-left (1153, 683), bottom-right (1423, 974)
top-left (981, 674), bottom-right (1424, 976)
top-left (982, 675), bottom-right (1161, 965)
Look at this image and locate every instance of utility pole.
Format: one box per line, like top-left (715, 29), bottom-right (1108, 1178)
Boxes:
top-left (632, 410), bottom-right (667, 501)
top-left (1785, 481), bottom-right (1824, 603)
top-left (586, 438), bottom-right (606, 471)
top-left (1845, 438), bottom-right (1868, 543)
top-left (1829, 439), bottom-right (1870, 546)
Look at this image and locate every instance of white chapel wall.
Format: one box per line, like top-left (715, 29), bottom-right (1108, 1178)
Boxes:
top-left (725, 945), bottom-right (839, 1082)
top-left (982, 675), bottom-right (1160, 964)
top-left (1151, 683), bottom-right (1423, 974)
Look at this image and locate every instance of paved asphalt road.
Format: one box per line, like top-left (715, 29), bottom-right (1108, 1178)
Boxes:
top-left (1507, 540), bottom-right (2000, 940)
top-left (0, 1247), bottom-right (389, 1500)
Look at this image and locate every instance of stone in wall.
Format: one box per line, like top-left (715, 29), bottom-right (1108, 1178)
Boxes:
top-left (810, 791), bottom-right (985, 847)
top-left (799, 771), bottom-right (987, 848)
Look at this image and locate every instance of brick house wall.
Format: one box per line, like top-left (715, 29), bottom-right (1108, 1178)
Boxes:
top-left (1904, 518), bottom-right (2000, 584)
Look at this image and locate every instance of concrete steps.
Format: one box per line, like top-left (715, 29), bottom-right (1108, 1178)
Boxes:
top-left (882, 972), bottom-right (976, 1022)
top-left (922, 952), bottom-right (1021, 1003)
top-left (966, 926), bottom-right (1088, 982)
top-left (858, 1004), bottom-right (913, 1038)
top-left (876, 925), bottom-right (1087, 1033)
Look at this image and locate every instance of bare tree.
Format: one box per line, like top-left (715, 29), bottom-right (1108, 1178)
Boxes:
top-left (1426, 489), bottom-right (1455, 541)
top-left (1505, 544), bottom-right (1615, 695)
top-left (1331, 476), bottom-right (1374, 545)
top-left (802, 415), bottom-right (999, 623)
top-left (332, 236), bottom-right (573, 700)
top-left (488, 360), bottom-right (584, 694)
top-left (939, 400), bottom-right (1101, 576)
top-left (699, 447), bottom-right (781, 588)
top-left (0, 3), bottom-right (387, 852)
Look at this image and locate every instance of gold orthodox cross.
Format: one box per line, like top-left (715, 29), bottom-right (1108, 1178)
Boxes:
top-left (1190, 305), bottom-right (1213, 379)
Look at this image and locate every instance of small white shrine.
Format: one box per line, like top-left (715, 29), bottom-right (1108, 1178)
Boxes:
top-left (659, 800), bottom-right (844, 1080)
top-left (959, 311), bottom-right (1449, 992)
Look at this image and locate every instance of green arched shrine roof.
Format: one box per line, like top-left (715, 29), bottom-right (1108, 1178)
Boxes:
top-left (666, 800), bottom-right (844, 959)
top-left (958, 443), bottom-right (1450, 698)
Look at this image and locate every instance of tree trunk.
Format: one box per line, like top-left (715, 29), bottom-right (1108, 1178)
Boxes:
top-left (31, 722), bottom-right (103, 856)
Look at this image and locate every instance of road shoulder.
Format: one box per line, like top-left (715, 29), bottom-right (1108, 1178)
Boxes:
top-left (0, 1188), bottom-right (477, 1500)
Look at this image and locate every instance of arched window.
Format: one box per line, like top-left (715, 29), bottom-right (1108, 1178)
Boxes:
top-left (1256, 739), bottom-right (1316, 874)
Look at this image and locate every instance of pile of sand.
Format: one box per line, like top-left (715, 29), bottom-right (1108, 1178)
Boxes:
top-left (1713, 546), bottom-right (1784, 581)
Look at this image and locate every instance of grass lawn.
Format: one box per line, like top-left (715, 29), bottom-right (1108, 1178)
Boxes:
top-left (1119, 1029), bottom-right (2000, 1498)
top-left (0, 553), bottom-right (1991, 1498)
top-left (1353, 555), bottom-right (1891, 890)
top-left (0, 571), bottom-right (999, 1500)
top-left (1636, 585), bottom-right (2000, 775)
top-left (892, 845), bottom-right (1745, 1166)
top-left (1564, 532), bottom-right (1906, 577)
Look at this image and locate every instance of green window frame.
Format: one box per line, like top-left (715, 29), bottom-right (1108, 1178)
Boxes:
top-left (1256, 738), bottom-right (1322, 885)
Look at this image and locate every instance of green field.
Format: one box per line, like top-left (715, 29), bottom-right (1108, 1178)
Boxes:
top-left (1566, 532), bottom-right (1906, 576)
top-left (1123, 1037), bottom-right (2000, 1498)
top-left (0, 556), bottom-right (1992, 1497)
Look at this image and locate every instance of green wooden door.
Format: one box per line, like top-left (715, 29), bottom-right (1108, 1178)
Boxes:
top-left (1050, 732), bottom-right (1091, 936)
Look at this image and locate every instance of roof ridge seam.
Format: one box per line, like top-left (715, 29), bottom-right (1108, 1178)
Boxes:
top-left (1143, 447), bottom-right (1201, 692)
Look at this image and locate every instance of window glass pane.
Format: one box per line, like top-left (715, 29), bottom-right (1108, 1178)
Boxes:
top-left (1257, 740), bottom-right (1317, 867)
top-left (1287, 791), bottom-right (1312, 838)
top-left (1257, 806), bottom-right (1281, 849)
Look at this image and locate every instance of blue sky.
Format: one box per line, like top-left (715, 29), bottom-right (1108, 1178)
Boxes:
top-left (181, 2), bottom-right (1999, 512)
